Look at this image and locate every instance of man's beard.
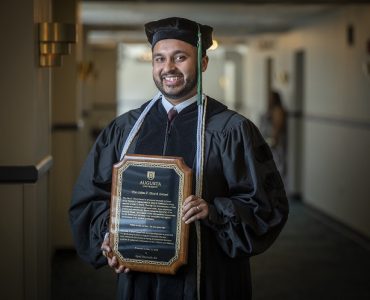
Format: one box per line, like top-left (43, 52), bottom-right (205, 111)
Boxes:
top-left (153, 71), bottom-right (197, 100)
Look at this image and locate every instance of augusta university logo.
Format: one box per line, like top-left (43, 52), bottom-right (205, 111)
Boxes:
top-left (147, 171), bottom-right (155, 180)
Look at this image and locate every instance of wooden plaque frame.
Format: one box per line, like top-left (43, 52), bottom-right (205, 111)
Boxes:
top-left (109, 154), bottom-right (191, 274)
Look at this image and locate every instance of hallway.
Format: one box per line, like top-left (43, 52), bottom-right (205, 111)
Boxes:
top-left (1, 2), bottom-right (370, 299)
top-left (51, 200), bottom-right (370, 300)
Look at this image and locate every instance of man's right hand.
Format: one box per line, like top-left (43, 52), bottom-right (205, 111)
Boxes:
top-left (101, 235), bottom-right (130, 274)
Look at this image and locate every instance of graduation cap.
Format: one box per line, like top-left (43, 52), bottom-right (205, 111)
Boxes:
top-left (145, 17), bottom-right (213, 105)
top-left (144, 17), bottom-right (213, 53)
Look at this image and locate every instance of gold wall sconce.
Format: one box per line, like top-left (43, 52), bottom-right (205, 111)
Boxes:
top-left (276, 71), bottom-right (289, 85)
top-left (78, 61), bottom-right (95, 81)
top-left (39, 22), bottom-right (77, 67)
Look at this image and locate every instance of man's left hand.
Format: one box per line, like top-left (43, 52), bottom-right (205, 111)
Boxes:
top-left (182, 195), bottom-right (209, 224)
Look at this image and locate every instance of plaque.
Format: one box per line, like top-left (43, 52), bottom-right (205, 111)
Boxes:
top-left (108, 154), bottom-right (191, 274)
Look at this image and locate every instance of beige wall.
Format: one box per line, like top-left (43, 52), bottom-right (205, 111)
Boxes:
top-left (0, 185), bottom-right (24, 299)
top-left (0, 182), bottom-right (50, 299)
top-left (245, 6), bottom-right (370, 237)
top-left (0, 0), bottom-right (51, 164)
top-left (0, 0), bottom-right (52, 299)
top-left (90, 46), bottom-right (118, 129)
top-left (51, 0), bottom-right (83, 249)
top-left (92, 47), bottom-right (118, 106)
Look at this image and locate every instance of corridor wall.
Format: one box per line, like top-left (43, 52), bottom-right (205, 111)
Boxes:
top-left (0, 0), bottom-right (52, 299)
top-left (245, 6), bottom-right (370, 238)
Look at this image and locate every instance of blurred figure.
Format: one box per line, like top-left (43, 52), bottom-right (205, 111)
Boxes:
top-left (260, 90), bottom-right (287, 179)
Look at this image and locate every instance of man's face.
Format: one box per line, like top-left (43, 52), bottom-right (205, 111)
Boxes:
top-left (152, 39), bottom-right (208, 104)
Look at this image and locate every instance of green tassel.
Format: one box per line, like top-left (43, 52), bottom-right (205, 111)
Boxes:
top-left (197, 25), bottom-right (203, 106)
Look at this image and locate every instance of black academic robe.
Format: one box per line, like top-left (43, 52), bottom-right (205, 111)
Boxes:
top-left (69, 97), bottom-right (289, 300)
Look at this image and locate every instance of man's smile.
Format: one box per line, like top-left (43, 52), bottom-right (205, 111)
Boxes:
top-left (162, 74), bottom-right (184, 86)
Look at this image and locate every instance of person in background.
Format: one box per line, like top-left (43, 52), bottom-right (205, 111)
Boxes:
top-left (69, 17), bottom-right (289, 300)
top-left (260, 90), bottom-right (288, 180)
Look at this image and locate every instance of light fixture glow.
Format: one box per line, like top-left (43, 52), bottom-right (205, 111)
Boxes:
top-left (209, 39), bottom-right (218, 51)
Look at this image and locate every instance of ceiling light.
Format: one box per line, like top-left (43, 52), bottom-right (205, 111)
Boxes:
top-left (209, 40), bottom-right (218, 51)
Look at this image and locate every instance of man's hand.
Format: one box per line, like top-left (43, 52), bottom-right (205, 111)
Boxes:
top-left (101, 235), bottom-right (130, 274)
top-left (182, 195), bottom-right (209, 224)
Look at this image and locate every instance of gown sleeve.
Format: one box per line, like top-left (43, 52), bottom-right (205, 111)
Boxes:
top-left (69, 121), bottom-right (125, 268)
top-left (203, 118), bottom-right (289, 258)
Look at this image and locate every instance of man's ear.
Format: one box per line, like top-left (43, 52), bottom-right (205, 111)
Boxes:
top-left (201, 55), bottom-right (209, 72)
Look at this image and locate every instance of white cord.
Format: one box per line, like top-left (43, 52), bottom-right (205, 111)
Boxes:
top-left (195, 95), bottom-right (207, 300)
top-left (119, 92), bottom-right (162, 160)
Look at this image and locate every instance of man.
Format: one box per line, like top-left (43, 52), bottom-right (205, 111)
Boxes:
top-left (70, 17), bottom-right (289, 300)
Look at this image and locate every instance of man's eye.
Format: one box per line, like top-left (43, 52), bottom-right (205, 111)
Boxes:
top-left (154, 57), bottom-right (164, 63)
top-left (175, 55), bottom-right (186, 62)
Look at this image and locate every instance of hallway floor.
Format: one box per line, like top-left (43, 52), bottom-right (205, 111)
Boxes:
top-left (52, 200), bottom-right (370, 299)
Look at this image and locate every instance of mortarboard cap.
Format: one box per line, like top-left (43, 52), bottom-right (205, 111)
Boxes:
top-left (144, 17), bottom-right (213, 54)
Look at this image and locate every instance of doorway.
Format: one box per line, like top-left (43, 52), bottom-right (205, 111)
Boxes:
top-left (287, 50), bottom-right (305, 199)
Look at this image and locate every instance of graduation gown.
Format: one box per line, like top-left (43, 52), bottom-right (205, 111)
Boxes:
top-left (69, 97), bottom-right (289, 300)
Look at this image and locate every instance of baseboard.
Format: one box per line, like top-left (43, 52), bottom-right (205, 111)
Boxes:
top-left (303, 201), bottom-right (370, 252)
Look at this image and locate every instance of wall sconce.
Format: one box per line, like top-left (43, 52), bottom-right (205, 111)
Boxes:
top-left (276, 71), bottom-right (289, 85)
top-left (363, 59), bottom-right (370, 79)
top-left (78, 61), bottom-right (95, 81)
top-left (39, 22), bottom-right (77, 67)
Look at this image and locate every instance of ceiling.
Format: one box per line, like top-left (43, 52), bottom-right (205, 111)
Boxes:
top-left (80, 1), bottom-right (349, 46)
